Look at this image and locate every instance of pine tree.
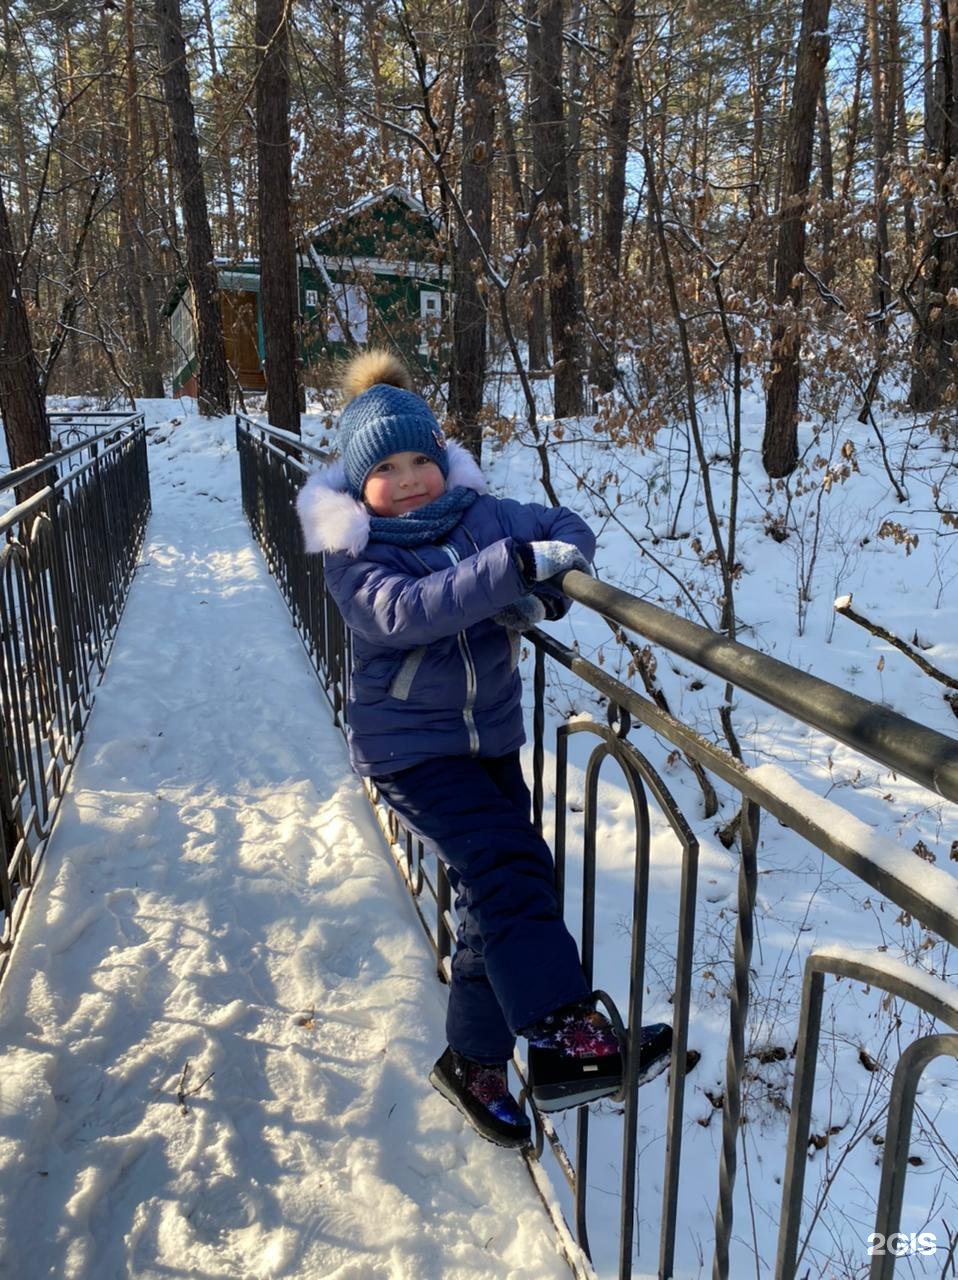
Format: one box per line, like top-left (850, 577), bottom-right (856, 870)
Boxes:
top-left (0, 182), bottom-right (51, 474)
top-left (256, 0), bottom-right (301, 433)
top-left (154, 0), bottom-right (230, 415)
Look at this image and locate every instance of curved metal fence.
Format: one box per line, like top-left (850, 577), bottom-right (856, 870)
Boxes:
top-left (0, 414), bottom-right (151, 975)
top-left (236, 412), bottom-right (958, 1280)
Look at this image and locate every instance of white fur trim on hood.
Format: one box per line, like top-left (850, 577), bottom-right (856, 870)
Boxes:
top-left (296, 439), bottom-right (488, 556)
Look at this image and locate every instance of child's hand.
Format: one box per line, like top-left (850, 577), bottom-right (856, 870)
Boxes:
top-left (492, 595), bottom-right (547, 632)
top-left (515, 540), bottom-right (592, 582)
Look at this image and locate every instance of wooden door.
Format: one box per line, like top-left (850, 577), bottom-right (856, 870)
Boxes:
top-left (222, 290), bottom-right (266, 389)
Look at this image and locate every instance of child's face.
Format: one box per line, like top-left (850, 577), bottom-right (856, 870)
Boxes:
top-left (363, 450), bottom-right (446, 517)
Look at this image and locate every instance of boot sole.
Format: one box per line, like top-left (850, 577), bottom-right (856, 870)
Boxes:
top-left (429, 1068), bottom-right (532, 1150)
top-left (532, 1080), bottom-right (621, 1112)
top-left (531, 1046), bottom-right (672, 1113)
top-left (635, 1048), bottom-right (671, 1088)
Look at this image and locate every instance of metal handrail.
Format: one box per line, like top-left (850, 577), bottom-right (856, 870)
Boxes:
top-left (0, 428), bottom-right (147, 535)
top-left (236, 412), bottom-right (958, 1280)
top-left (0, 413), bottom-right (151, 978)
top-left (0, 413), bottom-right (142, 495)
top-left (531, 627), bottom-right (958, 949)
top-left (558, 572), bottom-right (958, 803)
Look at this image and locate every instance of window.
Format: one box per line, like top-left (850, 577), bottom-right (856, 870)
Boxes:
top-left (419, 290), bottom-right (441, 354)
top-left (327, 283), bottom-right (368, 344)
top-left (170, 294), bottom-right (197, 364)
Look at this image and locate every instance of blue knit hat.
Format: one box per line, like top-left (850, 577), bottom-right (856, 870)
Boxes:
top-left (339, 383), bottom-right (449, 498)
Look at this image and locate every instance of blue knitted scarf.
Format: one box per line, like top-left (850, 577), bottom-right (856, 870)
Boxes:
top-left (366, 485), bottom-right (478, 547)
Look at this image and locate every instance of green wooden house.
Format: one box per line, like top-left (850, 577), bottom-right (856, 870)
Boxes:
top-left (166, 187), bottom-right (448, 397)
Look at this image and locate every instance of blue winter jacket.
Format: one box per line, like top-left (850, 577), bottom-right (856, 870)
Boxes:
top-left (296, 442), bottom-right (596, 776)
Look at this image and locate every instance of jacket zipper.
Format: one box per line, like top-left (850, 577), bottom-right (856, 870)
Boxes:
top-left (441, 544), bottom-right (481, 755)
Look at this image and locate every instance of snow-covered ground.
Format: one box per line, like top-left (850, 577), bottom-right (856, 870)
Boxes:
top-left (0, 387), bottom-right (955, 1280)
top-left (0, 401), bottom-right (574, 1280)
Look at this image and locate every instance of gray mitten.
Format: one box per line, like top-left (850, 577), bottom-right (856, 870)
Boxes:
top-left (492, 595), bottom-right (547, 633)
top-left (515, 539), bottom-right (592, 582)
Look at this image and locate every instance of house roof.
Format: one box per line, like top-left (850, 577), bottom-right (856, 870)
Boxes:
top-left (162, 260), bottom-right (261, 316)
top-left (305, 186), bottom-right (438, 240)
top-left (162, 192), bottom-right (444, 317)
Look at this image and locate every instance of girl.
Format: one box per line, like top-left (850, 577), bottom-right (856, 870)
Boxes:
top-left (297, 351), bottom-right (671, 1149)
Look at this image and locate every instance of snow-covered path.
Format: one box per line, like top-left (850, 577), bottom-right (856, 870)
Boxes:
top-left (0, 411), bottom-right (568, 1280)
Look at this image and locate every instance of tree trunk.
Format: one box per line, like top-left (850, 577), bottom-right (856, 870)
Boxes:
top-left (1, 2), bottom-right (32, 255)
top-left (565, 0), bottom-right (586, 327)
top-left (255, 0), bottom-right (301, 434)
top-left (922, 0), bottom-right (935, 151)
top-left (199, 0), bottom-right (239, 257)
top-left (840, 30), bottom-right (868, 206)
top-left (746, 11), bottom-right (765, 209)
top-left (448, 0), bottom-right (496, 461)
top-left (888, 0), bottom-right (916, 248)
top-left (767, 54), bottom-right (794, 288)
top-left (495, 56), bottom-right (523, 217)
top-left (154, 0), bottom-right (230, 415)
top-left (763, 0), bottom-right (831, 478)
top-left (330, 0), bottom-right (348, 136)
top-left (0, 183), bottom-right (51, 474)
top-left (522, 0), bottom-right (549, 371)
top-left (866, 0), bottom-right (893, 321)
top-left (818, 77), bottom-right (835, 283)
top-left (588, 0), bottom-right (635, 394)
top-left (529, 0), bottom-right (584, 417)
top-left (910, 0), bottom-right (958, 410)
top-left (365, 1), bottom-right (391, 170)
top-left (123, 0), bottom-right (164, 398)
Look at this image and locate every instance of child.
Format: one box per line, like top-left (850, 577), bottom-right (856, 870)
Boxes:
top-left (297, 350), bottom-right (671, 1149)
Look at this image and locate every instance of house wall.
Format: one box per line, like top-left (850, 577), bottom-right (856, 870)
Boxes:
top-left (299, 265), bottom-right (445, 370)
top-left (170, 293), bottom-right (198, 394)
top-left (168, 196), bottom-right (449, 393)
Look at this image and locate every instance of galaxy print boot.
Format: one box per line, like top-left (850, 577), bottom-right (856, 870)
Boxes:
top-left (525, 999), bottom-right (672, 1112)
top-left (429, 1047), bottom-right (532, 1148)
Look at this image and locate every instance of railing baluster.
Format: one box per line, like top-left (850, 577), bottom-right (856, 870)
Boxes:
top-left (712, 798), bottom-right (760, 1280)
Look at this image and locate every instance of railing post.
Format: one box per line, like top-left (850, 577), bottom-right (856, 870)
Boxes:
top-left (711, 797), bottom-right (761, 1280)
top-left (870, 1034), bottom-right (958, 1280)
top-left (437, 863), bottom-right (452, 980)
top-left (46, 489), bottom-right (84, 743)
top-left (0, 709), bottom-right (25, 908)
top-left (774, 968), bottom-right (826, 1279)
top-left (532, 645), bottom-right (546, 833)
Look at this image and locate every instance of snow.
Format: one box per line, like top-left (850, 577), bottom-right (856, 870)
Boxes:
top-left (0, 384), bottom-right (956, 1279)
top-left (747, 763), bottom-right (958, 934)
top-left (0, 402), bottom-right (571, 1280)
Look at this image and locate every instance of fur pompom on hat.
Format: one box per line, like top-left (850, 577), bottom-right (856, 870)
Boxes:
top-left (340, 349), bottom-right (412, 399)
top-left (337, 348), bottom-right (449, 499)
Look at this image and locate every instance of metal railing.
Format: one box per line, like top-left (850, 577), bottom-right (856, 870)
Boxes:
top-left (47, 409), bottom-right (138, 454)
top-left (0, 414), bottom-right (151, 973)
top-left (236, 413), bottom-right (958, 1280)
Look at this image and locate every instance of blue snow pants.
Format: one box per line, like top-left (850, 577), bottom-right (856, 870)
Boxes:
top-left (372, 751), bottom-right (590, 1063)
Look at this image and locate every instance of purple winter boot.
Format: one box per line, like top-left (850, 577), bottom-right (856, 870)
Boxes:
top-left (429, 1046), bottom-right (532, 1148)
top-left (525, 999), bottom-right (672, 1112)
